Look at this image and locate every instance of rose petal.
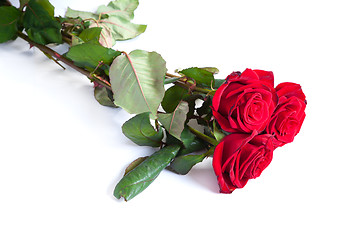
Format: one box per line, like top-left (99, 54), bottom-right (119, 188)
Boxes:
top-left (212, 82), bottom-right (228, 111)
top-left (212, 109), bottom-right (238, 133)
top-left (213, 140), bottom-right (236, 193)
top-left (254, 69), bottom-right (275, 87)
top-left (276, 82), bottom-right (306, 102)
top-left (213, 132), bottom-right (273, 193)
top-left (238, 68), bottom-right (260, 84)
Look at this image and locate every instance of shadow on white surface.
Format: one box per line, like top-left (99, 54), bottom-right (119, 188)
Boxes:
top-left (187, 163), bottom-right (219, 193)
top-left (1, 0), bottom-right (360, 239)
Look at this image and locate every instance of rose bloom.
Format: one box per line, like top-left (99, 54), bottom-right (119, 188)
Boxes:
top-left (213, 132), bottom-right (274, 193)
top-left (211, 69), bottom-right (278, 134)
top-left (266, 82), bottom-right (306, 148)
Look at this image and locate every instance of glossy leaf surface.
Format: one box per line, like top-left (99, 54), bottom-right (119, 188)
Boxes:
top-left (23, 0), bottom-right (62, 45)
top-left (122, 112), bottom-right (164, 147)
top-left (0, 6), bottom-right (21, 43)
top-left (78, 27), bottom-right (102, 44)
top-left (166, 126), bottom-right (195, 149)
top-left (179, 67), bottom-right (217, 87)
top-left (214, 79), bottom-right (226, 89)
top-left (161, 85), bottom-right (189, 113)
top-left (113, 145), bottom-right (180, 201)
top-left (66, 43), bottom-right (121, 72)
top-left (124, 156), bottom-right (148, 176)
top-left (168, 153), bottom-right (207, 175)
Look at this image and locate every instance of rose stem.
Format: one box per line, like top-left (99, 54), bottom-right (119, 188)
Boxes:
top-left (173, 80), bottom-right (215, 96)
top-left (17, 32), bottom-right (112, 90)
top-left (166, 73), bottom-right (215, 96)
top-left (187, 125), bottom-right (219, 146)
top-left (204, 147), bottom-right (215, 157)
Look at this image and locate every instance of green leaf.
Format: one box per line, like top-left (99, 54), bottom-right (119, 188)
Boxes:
top-left (23, 0), bottom-right (62, 45)
top-left (78, 27), bottom-right (102, 44)
top-left (214, 79), bottom-right (226, 89)
top-left (178, 138), bottom-right (207, 156)
top-left (19, 0), bottom-right (29, 9)
top-left (71, 36), bottom-right (84, 46)
top-left (201, 67), bottom-right (219, 74)
top-left (168, 153), bottom-right (207, 175)
top-left (164, 77), bottom-right (180, 85)
top-left (158, 101), bottom-right (189, 140)
top-left (165, 127), bottom-right (207, 156)
top-left (31, 0), bottom-right (54, 16)
top-left (71, 27), bottom-right (102, 46)
top-left (65, 0), bottom-right (146, 47)
top-left (96, 15), bottom-right (146, 45)
top-left (124, 156), bottom-right (148, 176)
top-left (183, 94), bottom-right (203, 122)
top-left (166, 126), bottom-right (195, 149)
top-left (96, 0), bottom-right (139, 21)
top-left (109, 50), bottom-right (167, 117)
top-left (161, 85), bottom-right (189, 113)
top-left (66, 43), bottom-right (121, 72)
top-left (94, 86), bottom-right (118, 107)
top-left (96, 0), bottom-right (146, 43)
top-left (179, 67), bottom-right (217, 87)
top-left (0, 6), bottom-right (21, 43)
top-left (196, 97), bottom-right (212, 116)
top-left (213, 121), bottom-right (225, 142)
top-left (176, 126), bottom-right (195, 148)
top-left (113, 145), bottom-right (180, 201)
top-left (91, 24), bottom-right (115, 48)
top-left (65, 7), bottom-right (98, 20)
top-left (122, 112), bottom-right (164, 147)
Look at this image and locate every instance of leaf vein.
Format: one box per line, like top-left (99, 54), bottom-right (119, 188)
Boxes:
top-left (99, 20), bottom-right (136, 34)
top-left (123, 52), bottom-right (152, 113)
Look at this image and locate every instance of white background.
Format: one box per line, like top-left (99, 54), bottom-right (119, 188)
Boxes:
top-left (1, 0), bottom-right (359, 239)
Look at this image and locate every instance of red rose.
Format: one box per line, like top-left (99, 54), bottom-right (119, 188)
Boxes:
top-left (213, 132), bottom-right (274, 193)
top-left (211, 69), bottom-right (278, 133)
top-left (266, 82), bottom-right (306, 148)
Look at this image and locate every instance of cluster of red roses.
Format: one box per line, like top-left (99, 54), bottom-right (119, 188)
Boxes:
top-left (211, 69), bottom-right (307, 193)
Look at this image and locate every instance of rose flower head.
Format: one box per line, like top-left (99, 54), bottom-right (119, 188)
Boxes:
top-left (211, 69), bottom-right (278, 134)
top-left (266, 82), bottom-right (306, 148)
top-left (213, 132), bottom-right (274, 193)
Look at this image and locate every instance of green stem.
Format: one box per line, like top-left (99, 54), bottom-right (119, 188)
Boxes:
top-left (173, 80), bottom-right (215, 96)
top-left (17, 32), bottom-right (112, 90)
top-left (204, 147), bottom-right (215, 157)
top-left (194, 86), bottom-right (216, 96)
top-left (61, 35), bottom-right (72, 45)
top-left (166, 73), bottom-right (215, 96)
top-left (187, 125), bottom-right (218, 146)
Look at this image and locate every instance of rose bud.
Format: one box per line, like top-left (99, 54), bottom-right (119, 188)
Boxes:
top-left (266, 82), bottom-right (306, 148)
top-left (213, 132), bottom-right (274, 193)
top-left (211, 69), bottom-right (278, 134)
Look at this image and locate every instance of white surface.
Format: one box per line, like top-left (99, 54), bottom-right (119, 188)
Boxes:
top-left (1, 0), bottom-right (359, 239)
